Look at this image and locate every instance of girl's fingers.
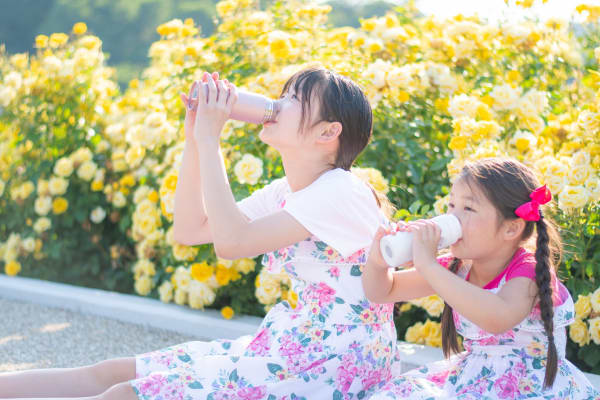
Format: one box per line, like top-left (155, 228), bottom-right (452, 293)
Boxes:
top-left (206, 74), bottom-right (217, 104)
top-left (226, 81), bottom-right (238, 105)
top-left (212, 71), bottom-right (219, 81)
top-left (216, 80), bottom-right (227, 105)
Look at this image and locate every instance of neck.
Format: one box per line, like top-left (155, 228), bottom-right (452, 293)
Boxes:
top-left (280, 152), bottom-right (336, 192)
top-left (469, 245), bottom-right (521, 287)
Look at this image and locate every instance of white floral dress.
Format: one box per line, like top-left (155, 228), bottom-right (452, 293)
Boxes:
top-left (130, 169), bottom-right (398, 400)
top-left (369, 248), bottom-right (600, 400)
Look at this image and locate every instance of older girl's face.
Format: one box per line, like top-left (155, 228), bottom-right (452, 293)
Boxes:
top-left (447, 178), bottom-right (506, 261)
top-left (258, 86), bottom-right (321, 152)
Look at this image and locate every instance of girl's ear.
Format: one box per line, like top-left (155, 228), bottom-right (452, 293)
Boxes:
top-left (503, 218), bottom-right (526, 241)
top-left (317, 121), bottom-right (342, 143)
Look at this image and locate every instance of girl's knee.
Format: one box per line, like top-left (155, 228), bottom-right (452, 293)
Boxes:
top-left (89, 357), bottom-right (136, 386)
top-left (98, 382), bottom-right (138, 400)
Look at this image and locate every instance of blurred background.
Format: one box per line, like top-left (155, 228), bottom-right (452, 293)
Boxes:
top-left (0, 0), bottom-right (400, 87)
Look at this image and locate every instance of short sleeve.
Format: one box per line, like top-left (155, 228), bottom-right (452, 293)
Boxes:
top-left (237, 178), bottom-right (288, 221)
top-left (282, 169), bottom-right (386, 257)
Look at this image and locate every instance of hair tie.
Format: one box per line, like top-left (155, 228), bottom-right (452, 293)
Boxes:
top-left (515, 185), bottom-right (551, 222)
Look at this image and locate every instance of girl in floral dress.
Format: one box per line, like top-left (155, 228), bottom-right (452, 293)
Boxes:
top-left (0, 67), bottom-right (397, 400)
top-left (362, 158), bottom-right (600, 399)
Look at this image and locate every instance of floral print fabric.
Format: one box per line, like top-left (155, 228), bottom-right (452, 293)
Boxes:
top-left (130, 178), bottom-right (397, 399)
top-left (369, 252), bottom-right (600, 400)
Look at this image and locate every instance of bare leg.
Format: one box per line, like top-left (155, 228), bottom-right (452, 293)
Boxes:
top-left (0, 357), bottom-right (136, 399)
top-left (2, 381), bottom-right (139, 400)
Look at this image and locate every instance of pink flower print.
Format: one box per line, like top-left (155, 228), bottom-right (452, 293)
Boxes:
top-left (247, 328), bottom-right (270, 356)
top-left (236, 386), bottom-right (267, 400)
top-left (323, 246), bottom-right (339, 261)
top-left (341, 248), bottom-right (366, 264)
top-left (428, 370), bottom-right (450, 387)
top-left (318, 283), bottom-right (336, 305)
top-left (279, 339), bottom-right (303, 357)
top-left (477, 336), bottom-right (500, 346)
top-left (493, 373), bottom-right (519, 399)
top-left (336, 364), bottom-right (359, 394)
top-left (328, 266), bottom-right (340, 278)
top-left (361, 368), bottom-right (384, 391)
top-left (513, 361), bottom-right (527, 378)
top-left (137, 375), bottom-right (169, 396)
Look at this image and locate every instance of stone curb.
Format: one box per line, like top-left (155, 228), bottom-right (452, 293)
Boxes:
top-left (0, 275), bottom-right (263, 340)
top-left (0, 275), bottom-right (598, 388)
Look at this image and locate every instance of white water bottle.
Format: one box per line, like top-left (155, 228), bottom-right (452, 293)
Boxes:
top-left (192, 83), bottom-right (280, 125)
top-left (380, 214), bottom-right (462, 268)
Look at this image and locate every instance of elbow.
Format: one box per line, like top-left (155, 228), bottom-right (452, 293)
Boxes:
top-left (172, 215), bottom-right (208, 246)
top-left (481, 318), bottom-right (512, 335)
top-left (213, 238), bottom-right (242, 260)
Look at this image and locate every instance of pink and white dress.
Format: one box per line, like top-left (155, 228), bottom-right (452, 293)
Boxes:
top-left (369, 248), bottom-right (600, 400)
top-left (130, 169), bottom-right (397, 400)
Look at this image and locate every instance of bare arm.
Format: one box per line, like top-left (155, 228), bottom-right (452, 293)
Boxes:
top-left (411, 220), bottom-right (537, 334)
top-left (173, 79), bottom-right (214, 245)
top-left (192, 74), bottom-right (310, 259)
top-left (362, 226), bottom-right (436, 303)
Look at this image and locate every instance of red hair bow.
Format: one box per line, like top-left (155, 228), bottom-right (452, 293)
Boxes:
top-left (515, 185), bottom-right (552, 221)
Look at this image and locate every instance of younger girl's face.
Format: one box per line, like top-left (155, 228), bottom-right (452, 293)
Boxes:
top-left (447, 178), bottom-right (506, 261)
top-left (258, 86), bottom-right (320, 151)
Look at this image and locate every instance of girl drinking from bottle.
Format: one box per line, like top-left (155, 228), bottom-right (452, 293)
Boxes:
top-left (0, 67), bottom-right (396, 400)
top-left (363, 158), bottom-right (599, 399)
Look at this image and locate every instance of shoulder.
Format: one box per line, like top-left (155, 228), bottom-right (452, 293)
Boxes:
top-left (505, 248), bottom-right (537, 281)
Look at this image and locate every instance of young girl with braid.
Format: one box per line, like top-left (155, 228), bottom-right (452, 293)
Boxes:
top-left (363, 158), bottom-right (600, 399)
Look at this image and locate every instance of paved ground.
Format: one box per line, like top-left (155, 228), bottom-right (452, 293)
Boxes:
top-left (0, 298), bottom-right (200, 372)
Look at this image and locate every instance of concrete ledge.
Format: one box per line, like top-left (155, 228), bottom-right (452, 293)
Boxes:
top-left (1, 275), bottom-right (598, 388)
top-left (0, 275), bottom-right (262, 340)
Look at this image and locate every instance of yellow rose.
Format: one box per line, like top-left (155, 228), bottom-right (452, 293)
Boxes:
top-left (91, 180), bottom-right (104, 192)
top-left (568, 164), bottom-right (592, 186)
top-left (33, 217), bottom-right (51, 234)
top-left (234, 154), bottom-right (263, 185)
top-left (35, 34), bottom-right (49, 48)
top-left (589, 317), bottom-right (600, 345)
top-left (490, 83), bottom-right (520, 111)
top-left (188, 281), bottom-right (216, 309)
top-left (49, 176), bottom-right (69, 196)
top-left (570, 319), bottom-right (591, 347)
top-left (221, 306), bottom-right (235, 319)
top-left (234, 258), bottom-right (256, 274)
top-left (172, 243), bottom-right (199, 261)
top-left (191, 261), bottom-right (214, 282)
top-left (10, 53), bottom-right (28, 69)
top-left (49, 33), bottom-right (69, 48)
top-left (53, 157), bottom-right (73, 177)
top-left (449, 136), bottom-right (468, 151)
top-left (405, 322), bottom-right (425, 344)
top-left (215, 265), bottom-right (232, 286)
top-left (112, 191), bottom-right (127, 208)
top-left (510, 130), bottom-right (537, 153)
top-left (73, 22), bottom-right (87, 35)
top-left (158, 281), bottom-right (173, 303)
top-left (52, 197), bottom-right (69, 214)
top-left (21, 238), bottom-right (36, 253)
top-left (125, 146), bottom-right (146, 168)
top-left (591, 288), bottom-right (600, 313)
top-left (351, 167), bottom-right (389, 194)
top-left (575, 294), bottom-right (592, 319)
top-left (4, 260), bottom-right (21, 276)
top-left (80, 35), bottom-right (101, 50)
top-left (558, 185), bottom-right (590, 211)
top-left (34, 196), bottom-right (52, 216)
top-left (174, 288), bottom-right (188, 305)
top-left (37, 179), bottom-right (50, 196)
top-left (134, 275), bottom-right (153, 296)
top-left (77, 161), bottom-right (97, 181)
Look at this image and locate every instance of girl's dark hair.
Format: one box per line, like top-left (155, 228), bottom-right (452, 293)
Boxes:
top-left (441, 158), bottom-right (562, 389)
top-left (280, 66), bottom-right (373, 171)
